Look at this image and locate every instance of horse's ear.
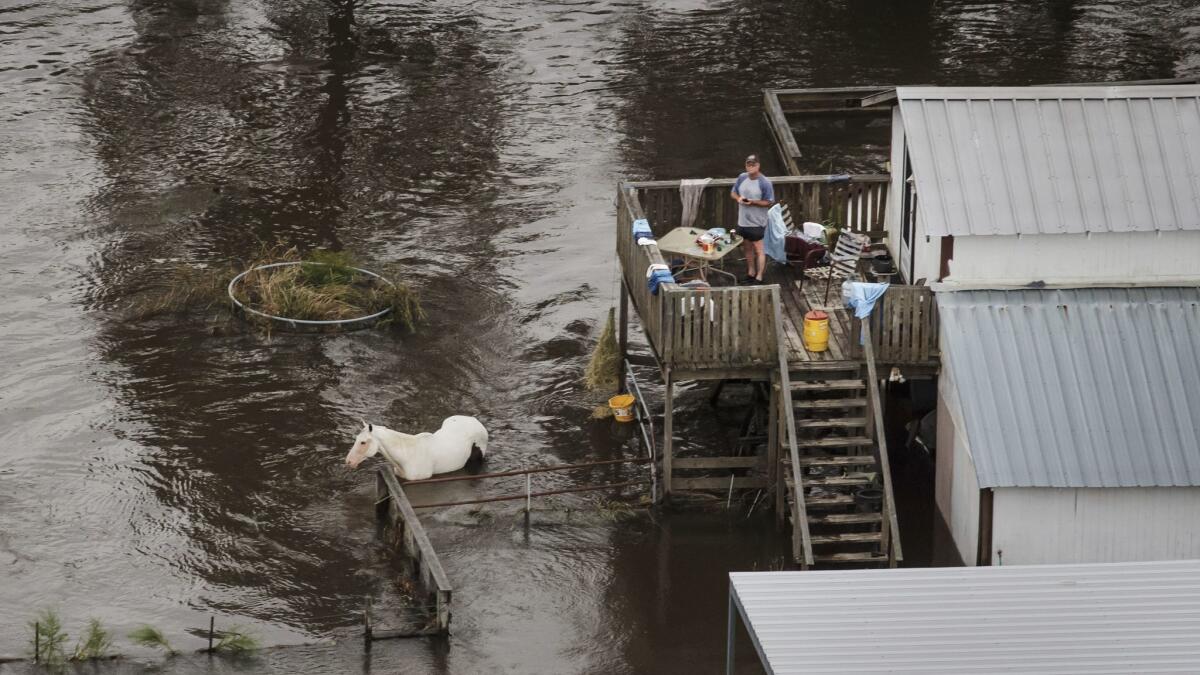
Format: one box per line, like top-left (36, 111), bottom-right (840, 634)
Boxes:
top-left (360, 419), bottom-right (367, 429)
top-left (368, 423), bottom-right (373, 432)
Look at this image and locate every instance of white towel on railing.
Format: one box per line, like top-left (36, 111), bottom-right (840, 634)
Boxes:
top-left (680, 178), bottom-right (711, 229)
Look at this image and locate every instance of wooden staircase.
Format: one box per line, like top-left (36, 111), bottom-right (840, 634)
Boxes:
top-left (771, 292), bottom-right (902, 569)
top-left (781, 366), bottom-right (895, 567)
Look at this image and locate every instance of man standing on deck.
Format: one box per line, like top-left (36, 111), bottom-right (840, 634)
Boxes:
top-left (730, 154), bottom-right (774, 284)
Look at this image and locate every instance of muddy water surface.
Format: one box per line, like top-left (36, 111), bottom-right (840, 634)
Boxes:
top-left (1, 1), bottom-right (1197, 672)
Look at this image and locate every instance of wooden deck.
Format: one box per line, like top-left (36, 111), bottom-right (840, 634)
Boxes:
top-left (774, 265), bottom-right (860, 368)
top-left (616, 179), bottom-right (937, 382)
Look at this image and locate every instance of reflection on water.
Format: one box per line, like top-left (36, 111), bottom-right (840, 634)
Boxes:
top-left (0, 0), bottom-right (1196, 671)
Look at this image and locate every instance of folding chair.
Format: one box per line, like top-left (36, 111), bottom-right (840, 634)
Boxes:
top-left (800, 230), bottom-right (870, 306)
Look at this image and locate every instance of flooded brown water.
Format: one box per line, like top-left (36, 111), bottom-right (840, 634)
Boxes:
top-left (1, 0), bottom-right (1197, 672)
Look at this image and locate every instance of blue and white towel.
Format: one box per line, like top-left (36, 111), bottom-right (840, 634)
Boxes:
top-left (646, 263), bottom-right (674, 295)
top-left (842, 281), bottom-right (889, 319)
top-left (632, 218), bottom-right (653, 238)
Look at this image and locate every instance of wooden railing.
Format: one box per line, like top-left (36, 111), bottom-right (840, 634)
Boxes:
top-left (857, 285), bottom-right (939, 365)
top-left (861, 322), bottom-right (903, 567)
top-left (375, 469), bottom-right (452, 634)
top-left (617, 185), bottom-right (777, 371)
top-left (772, 286), bottom-right (814, 569)
top-left (633, 175), bottom-right (888, 241)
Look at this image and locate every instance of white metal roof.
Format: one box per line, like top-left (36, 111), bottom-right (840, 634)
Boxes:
top-left (897, 85), bottom-right (1200, 236)
top-left (730, 560), bottom-right (1200, 674)
top-left (938, 287), bottom-right (1200, 488)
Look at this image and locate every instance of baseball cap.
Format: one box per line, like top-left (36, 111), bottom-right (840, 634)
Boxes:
top-left (745, 154), bottom-right (760, 164)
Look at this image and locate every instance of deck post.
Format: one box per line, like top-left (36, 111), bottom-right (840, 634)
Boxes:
top-left (768, 375), bottom-right (781, 525)
top-left (726, 589), bottom-right (737, 675)
top-left (617, 280), bottom-right (629, 394)
top-left (663, 367), bottom-right (674, 500)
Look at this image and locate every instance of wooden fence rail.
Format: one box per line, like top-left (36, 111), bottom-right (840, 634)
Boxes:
top-left (857, 284), bottom-right (939, 364)
top-left (632, 175), bottom-right (888, 241)
top-left (617, 185), bottom-right (778, 371)
top-left (375, 469), bottom-right (452, 634)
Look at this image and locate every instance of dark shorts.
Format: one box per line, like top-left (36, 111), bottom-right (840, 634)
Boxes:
top-left (738, 226), bottom-right (765, 242)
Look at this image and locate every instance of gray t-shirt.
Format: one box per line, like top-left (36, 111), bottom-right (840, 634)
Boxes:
top-left (734, 172), bottom-right (774, 229)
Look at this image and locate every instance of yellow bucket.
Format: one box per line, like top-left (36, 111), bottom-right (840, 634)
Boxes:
top-left (608, 394), bottom-right (637, 422)
top-left (803, 310), bottom-right (830, 352)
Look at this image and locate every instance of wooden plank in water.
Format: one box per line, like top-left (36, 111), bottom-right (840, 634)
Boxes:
top-left (674, 456), bottom-right (765, 469)
top-left (673, 476), bottom-right (767, 490)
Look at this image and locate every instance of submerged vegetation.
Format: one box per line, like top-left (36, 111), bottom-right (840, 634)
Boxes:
top-left (73, 619), bottom-right (114, 661)
top-left (127, 625), bottom-right (177, 656)
top-left (213, 626), bottom-right (260, 654)
top-left (126, 245), bottom-right (423, 333)
top-left (28, 609), bottom-right (68, 666)
top-left (585, 308), bottom-right (621, 418)
top-left (25, 613), bottom-right (263, 664)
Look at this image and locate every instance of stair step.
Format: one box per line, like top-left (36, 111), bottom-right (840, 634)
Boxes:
top-left (794, 398), bottom-right (867, 409)
top-left (795, 455), bottom-right (878, 467)
top-left (808, 512), bottom-right (883, 525)
top-left (796, 437), bottom-right (873, 449)
top-left (804, 473), bottom-right (875, 487)
top-left (811, 532), bottom-right (882, 545)
top-left (795, 494), bottom-right (856, 508)
top-left (790, 379), bottom-right (866, 391)
top-left (791, 362), bottom-right (862, 373)
top-left (795, 417), bottom-right (867, 429)
top-left (815, 552), bottom-right (890, 564)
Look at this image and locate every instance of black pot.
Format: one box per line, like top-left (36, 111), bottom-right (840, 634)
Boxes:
top-left (854, 487), bottom-right (883, 512)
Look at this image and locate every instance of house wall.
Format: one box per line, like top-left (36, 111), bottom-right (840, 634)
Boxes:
top-left (936, 385), bottom-right (980, 566)
top-left (886, 106), bottom-right (946, 285)
top-left (992, 487), bottom-right (1200, 565)
top-left (946, 230), bottom-right (1200, 285)
top-left (885, 106), bottom-right (904, 257)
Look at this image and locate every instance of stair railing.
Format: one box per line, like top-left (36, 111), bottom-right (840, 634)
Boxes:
top-left (860, 320), bottom-right (903, 567)
top-left (771, 286), bottom-right (814, 569)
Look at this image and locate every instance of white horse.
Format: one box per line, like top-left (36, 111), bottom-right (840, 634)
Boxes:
top-left (344, 416), bottom-right (488, 480)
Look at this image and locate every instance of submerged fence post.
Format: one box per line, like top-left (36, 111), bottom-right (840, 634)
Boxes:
top-left (34, 622), bottom-right (38, 664)
top-left (525, 473), bottom-right (532, 515)
top-left (363, 596), bottom-right (373, 646)
top-left (208, 616), bottom-right (214, 653)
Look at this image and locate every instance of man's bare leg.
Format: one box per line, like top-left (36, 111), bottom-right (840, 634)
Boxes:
top-left (742, 240), bottom-right (757, 279)
top-left (754, 241), bottom-right (767, 282)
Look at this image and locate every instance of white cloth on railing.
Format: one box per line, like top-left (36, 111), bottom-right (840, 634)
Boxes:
top-left (680, 178), bottom-right (711, 229)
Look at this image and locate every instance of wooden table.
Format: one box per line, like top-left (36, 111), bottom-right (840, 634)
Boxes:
top-left (655, 227), bottom-right (744, 284)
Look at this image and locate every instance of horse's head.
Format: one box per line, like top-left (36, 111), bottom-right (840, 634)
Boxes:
top-left (345, 420), bottom-right (379, 469)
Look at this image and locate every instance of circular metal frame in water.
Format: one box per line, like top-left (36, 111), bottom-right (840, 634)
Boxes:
top-left (227, 261), bottom-right (395, 331)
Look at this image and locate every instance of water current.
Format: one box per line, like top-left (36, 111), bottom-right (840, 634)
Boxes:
top-left (1, 0), bottom-right (1197, 672)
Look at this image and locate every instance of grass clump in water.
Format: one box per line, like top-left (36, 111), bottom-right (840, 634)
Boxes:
top-left (233, 246), bottom-right (424, 331)
top-left (72, 618), bottom-right (113, 661)
top-left (127, 244), bottom-right (423, 332)
top-left (213, 626), bottom-right (259, 655)
top-left (584, 308), bottom-right (620, 392)
top-left (128, 625), bottom-right (177, 656)
top-left (28, 609), bottom-right (68, 666)
top-left (126, 262), bottom-right (235, 321)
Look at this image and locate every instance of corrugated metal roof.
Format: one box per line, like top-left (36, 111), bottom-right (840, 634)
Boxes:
top-left (729, 560), bottom-right (1200, 674)
top-left (897, 85), bottom-right (1200, 236)
top-left (938, 287), bottom-right (1200, 488)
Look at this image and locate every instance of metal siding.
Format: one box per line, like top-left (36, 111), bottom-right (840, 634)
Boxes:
top-left (730, 560), bottom-right (1200, 674)
top-left (994, 488), bottom-right (1200, 565)
top-left (938, 287), bottom-right (1200, 488)
top-left (896, 85), bottom-right (1200, 236)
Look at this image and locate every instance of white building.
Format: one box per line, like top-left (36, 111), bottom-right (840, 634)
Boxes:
top-left (878, 85), bottom-right (1200, 565)
top-left (727, 560), bottom-right (1200, 674)
top-left (884, 85), bottom-right (1200, 287)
